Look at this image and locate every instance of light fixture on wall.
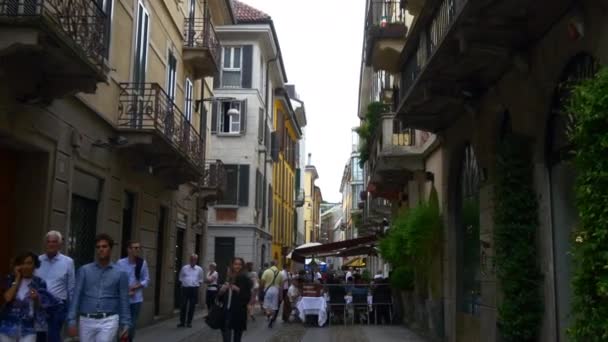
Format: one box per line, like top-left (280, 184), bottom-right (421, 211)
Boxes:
top-left (227, 107), bottom-right (240, 118)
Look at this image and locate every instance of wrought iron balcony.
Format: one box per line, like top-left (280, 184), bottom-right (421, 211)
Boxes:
top-left (117, 83), bottom-right (204, 187)
top-left (183, 10), bottom-right (220, 79)
top-left (199, 159), bottom-right (226, 202)
top-left (396, 0), bottom-right (572, 131)
top-left (0, 0), bottom-right (109, 101)
top-left (365, 0), bottom-right (408, 72)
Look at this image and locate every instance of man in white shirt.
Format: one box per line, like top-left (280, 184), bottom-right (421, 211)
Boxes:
top-left (345, 267), bottom-right (353, 282)
top-left (280, 265), bottom-right (291, 322)
top-left (35, 230), bottom-right (75, 342)
top-left (177, 254), bottom-right (203, 328)
top-left (117, 240), bottom-right (150, 341)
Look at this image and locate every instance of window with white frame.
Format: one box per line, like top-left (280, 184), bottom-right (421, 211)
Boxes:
top-left (185, 78), bottom-right (194, 121)
top-left (219, 101), bottom-right (241, 133)
top-left (133, 1), bottom-right (149, 87)
top-left (222, 46), bottom-right (242, 88)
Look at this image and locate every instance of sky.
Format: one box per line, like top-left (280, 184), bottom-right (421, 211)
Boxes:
top-left (240, 0), bottom-right (366, 203)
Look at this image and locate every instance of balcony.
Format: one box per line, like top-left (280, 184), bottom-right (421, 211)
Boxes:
top-left (397, 0), bottom-right (573, 132)
top-left (368, 112), bottom-right (437, 198)
top-left (0, 0), bottom-right (108, 102)
top-left (365, 0), bottom-right (408, 72)
top-left (183, 11), bottom-right (220, 79)
top-left (117, 83), bottom-right (204, 188)
top-left (198, 160), bottom-right (226, 203)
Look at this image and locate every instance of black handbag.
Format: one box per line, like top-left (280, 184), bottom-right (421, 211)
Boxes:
top-left (205, 289), bottom-right (231, 330)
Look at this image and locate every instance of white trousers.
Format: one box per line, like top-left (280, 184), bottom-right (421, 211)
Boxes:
top-left (0, 334), bottom-right (36, 342)
top-left (79, 315), bottom-right (119, 342)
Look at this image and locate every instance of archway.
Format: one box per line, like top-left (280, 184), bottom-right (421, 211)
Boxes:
top-left (546, 52), bottom-right (598, 342)
top-left (454, 143), bottom-right (482, 341)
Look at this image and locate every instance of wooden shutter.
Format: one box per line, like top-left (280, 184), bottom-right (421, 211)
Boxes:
top-left (238, 164), bottom-right (250, 206)
top-left (271, 132), bottom-right (279, 161)
top-left (258, 108), bottom-right (264, 143)
top-left (239, 99), bottom-right (247, 134)
top-left (241, 45), bottom-right (253, 88)
top-left (211, 102), bottom-right (218, 133)
top-left (268, 184), bottom-right (273, 220)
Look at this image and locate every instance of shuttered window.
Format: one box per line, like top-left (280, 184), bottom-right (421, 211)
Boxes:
top-left (184, 78), bottom-right (194, 122)
top-left (133, 1), bottom-right (149, 88)
top-left (218, 164), bottom-right (249, 206)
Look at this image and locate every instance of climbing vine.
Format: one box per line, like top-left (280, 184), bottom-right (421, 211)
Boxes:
top-left (567, 67), bottom-right (608, 341)
top-left (494, 134), bottom-right (543, 342)
top-left (356, 101), bottom-right (390, 167)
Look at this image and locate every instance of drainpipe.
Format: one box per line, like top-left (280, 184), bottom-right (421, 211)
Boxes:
top-left (262, 54), bottom-right (279, 234)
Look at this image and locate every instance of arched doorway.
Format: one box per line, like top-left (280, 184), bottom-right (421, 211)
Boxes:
top-left (546, 52), bottom-right (598, 342)
top-left (455, 144), bottom-right (482, 341)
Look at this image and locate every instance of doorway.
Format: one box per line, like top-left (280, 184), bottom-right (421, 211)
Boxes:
top-left (69, 195), bottom-right (99, 268)
top-left (174, 213), bottom-right (187, 309)
top-left (121, 192), bottom-right (136, 258)
top-left (0, 148), bottom-right (16, 277)
top-left (154, 206), bottom-right (167, 316)
top-left (214, 237), bottom-right (235, 283)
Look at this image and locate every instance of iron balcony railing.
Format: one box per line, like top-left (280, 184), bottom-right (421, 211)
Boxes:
top-left (117, 83), bottom-right (204, 169)
top-left (367, 0), bottom-right (406, 28)
top-left (201, 159), bottom-right (226, 192)
top-left (183, 12), bottom-right (220, 67)
top-left (295, 188), bottom-right (305, 207)
top-left (400, 0), bottom-right (465, 102)
top-left (0, 0), bottom-right (109, 67)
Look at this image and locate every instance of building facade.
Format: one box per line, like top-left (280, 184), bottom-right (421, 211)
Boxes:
top-left (270, 88), bottom-right (303, 266)
top-left (303, 156), bottom-right (321, 243)
top-left (206, 0), bottom-right (290, 273)
top-left (0, 0), bottom-right (234, 326)
top-left (359, 0), bottom-right (608, 341)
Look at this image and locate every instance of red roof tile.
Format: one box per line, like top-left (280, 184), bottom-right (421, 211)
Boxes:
top-left (233, 0), bottom-right (271, 23)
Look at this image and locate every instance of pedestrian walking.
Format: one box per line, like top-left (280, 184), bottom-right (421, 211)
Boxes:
top-left (259, 260), bottom-right (282, 328)
top-left (245, 262), bottom-right (259, 321)
top-left (1, 251), bottom-right (58, 342)
top-left (67, 234), bottom-right (131, 342)
top-left (280, 265), bottom-right (291, 323)
top-left (34, 231), bottom-right (75, 342)
top-left (117, 240), bottom-right (149, 342)
top-left (177, 254), bottom-right (203, 328)
top-left (205, 262), bottom-right (219, 311)
top-left (218, 257), bottom-right (253, 342)
top-left (257, 263), bottom-right (268, 305)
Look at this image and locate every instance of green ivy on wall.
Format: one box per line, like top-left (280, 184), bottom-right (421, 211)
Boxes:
top-left (494, 133), bottom-right (543, 342)
top-left (356, 101), bottom-right (390, 167)
top-left (567, 67), bottom-right (608, 341)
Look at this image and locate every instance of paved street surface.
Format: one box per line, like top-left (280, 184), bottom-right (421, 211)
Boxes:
top-left (137, 309), bottom-right (426, 342)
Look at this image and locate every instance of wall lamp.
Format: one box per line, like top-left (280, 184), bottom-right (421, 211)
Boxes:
top-left (194, 96), bottom-right (237, 113)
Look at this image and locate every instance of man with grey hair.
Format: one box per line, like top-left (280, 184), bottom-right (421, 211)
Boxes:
top-left (177, 254), bottom-right (203, 328)
top-left (35, 230), bottom-right (75, 342)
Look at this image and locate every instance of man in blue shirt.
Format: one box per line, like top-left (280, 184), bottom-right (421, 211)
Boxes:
top-left (117, 240), bottom-right (149, 342)
top-left (35, 230), bottom-right (75, 342)
top-left (67, 233), bottom-right (131, 342)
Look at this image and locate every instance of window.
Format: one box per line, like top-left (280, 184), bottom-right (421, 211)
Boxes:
top-left (96, 0), bottom-right (113, 59)
top-left (133, 1), bottom-right (149, 87)
top-left (220, 101), bottom-right (241, 133)
top-left (258, 108), bottom-right (265, 143)
top-left (219, 164), bottom-right (250, 206)
top-left (166, 50), bottom-right (177, 101)
top-left (185, 78), bottom-right (194, 122)
top-left (221, 47), bottom-right (242, 88)
top-left (259, 54), bottom-right (264, 93)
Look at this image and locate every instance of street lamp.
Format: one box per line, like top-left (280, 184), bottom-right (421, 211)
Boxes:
top-left (227, 107), bottom-right (240, 118)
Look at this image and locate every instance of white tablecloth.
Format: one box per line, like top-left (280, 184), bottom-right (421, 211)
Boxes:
top-left (297, 296), bottom-right (327, 326)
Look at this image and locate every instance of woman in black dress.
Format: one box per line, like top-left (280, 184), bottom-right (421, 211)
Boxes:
top-left (218, 257), bottom-right (253, 342)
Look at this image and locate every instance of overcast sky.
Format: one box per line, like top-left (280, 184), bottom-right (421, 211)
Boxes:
top-left (240, 0), bottom-right (365, 203)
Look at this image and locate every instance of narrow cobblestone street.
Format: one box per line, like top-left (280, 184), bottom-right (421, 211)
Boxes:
top-left (136, 309), bottom-right (426, 342)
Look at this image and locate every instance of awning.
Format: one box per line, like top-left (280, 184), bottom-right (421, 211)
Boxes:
top-left (344, 257), bottom-right (366, 268)
top-left (290, 235), bottom-right (378, 263)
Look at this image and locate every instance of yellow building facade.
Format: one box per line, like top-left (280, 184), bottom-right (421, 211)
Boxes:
top-left (271, 92), bottom-right (301, 266)
top-left (304, 163), bottom-right (321, 243)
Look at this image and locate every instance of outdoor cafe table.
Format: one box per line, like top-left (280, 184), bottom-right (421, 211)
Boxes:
top-left (297, 296), bottom-right (327, 326)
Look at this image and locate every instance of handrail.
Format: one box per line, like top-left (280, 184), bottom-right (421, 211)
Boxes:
top-left (0, 0), bottom-right (109, 67)
top-left (201, 159), bottom-right (226, 191)
top-left (183, 9), bottom-right (220, 66)
top-left (117, 83), bottom-right (204, 169)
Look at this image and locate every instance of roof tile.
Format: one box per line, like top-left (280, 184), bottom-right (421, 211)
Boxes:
top-left (233, 0), bottom-right (271, 23)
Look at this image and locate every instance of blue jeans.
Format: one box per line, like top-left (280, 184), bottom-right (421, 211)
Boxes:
top-left (129, 302), bottom-right (142, 342)
top-left (44, 302), bottom-right (67, 342)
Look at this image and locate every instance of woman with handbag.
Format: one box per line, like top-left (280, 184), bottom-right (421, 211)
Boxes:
top-left (218, 258), bottom-right (252, 342)
top-left (0, 252), bottom-right (58, 342)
